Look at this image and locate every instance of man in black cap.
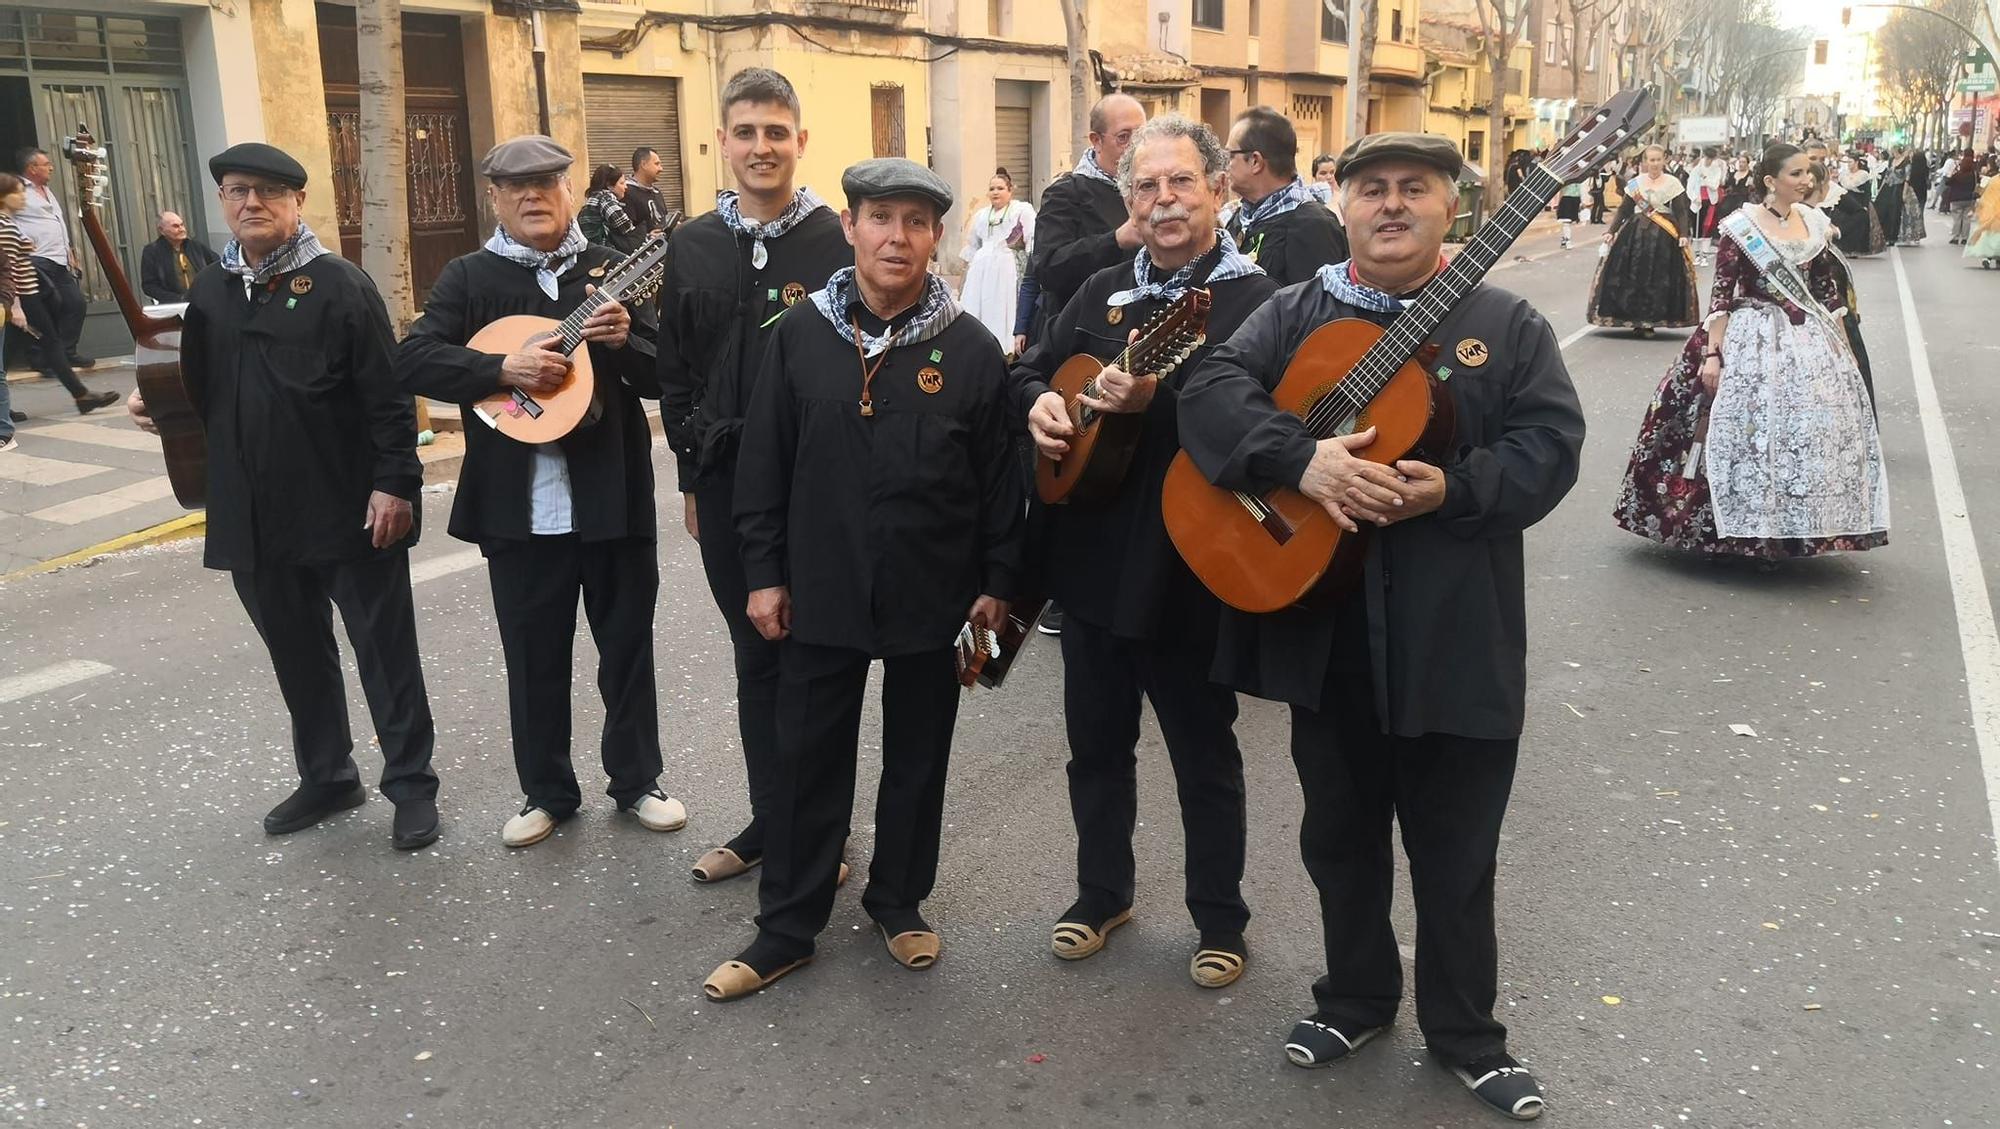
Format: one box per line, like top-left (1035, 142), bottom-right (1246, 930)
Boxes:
top-left (657, 66), bottom-right (851, 886)
top-left (702, 156), bottom-right (1023, 1001)
top-left (129, 141), bottom-right (440, 850)
top-left (1223, 106), bottom-right (1349, 286)
top-left (397, 135), bottom-right (687, 849)
top-left (1015, 113), bottom-right (1274, 990)
top-left (1177, 131), bottom-right (1583, 1121)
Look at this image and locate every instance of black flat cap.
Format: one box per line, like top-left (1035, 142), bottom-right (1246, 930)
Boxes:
top-left (841, 157), bottom-right (952, 214)
top-left (209, 143), bottom-right (308, 189)
top-left (1334, 132), bottom-right (1465, 183)
top-left (479, 135), bottom-right (573, 180)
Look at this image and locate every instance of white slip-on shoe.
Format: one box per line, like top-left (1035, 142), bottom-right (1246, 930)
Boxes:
top-left (502, 805), bottom-right (557, 848)
top-left (624, 790), bottom-right (687, 832)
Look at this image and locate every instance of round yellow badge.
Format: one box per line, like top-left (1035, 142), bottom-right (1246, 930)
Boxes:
top-left (289, 275), bottom-right (313, 296)
top-left (917, 366), bottom-right (944, 394)
top-left (1454, 338), bottom-right (1490, 368)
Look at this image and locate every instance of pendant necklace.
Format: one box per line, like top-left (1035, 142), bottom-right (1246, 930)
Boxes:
top-left (751, 239), bottom-right (769, 270)
top-left (853, 317), bottom-right (888, 417)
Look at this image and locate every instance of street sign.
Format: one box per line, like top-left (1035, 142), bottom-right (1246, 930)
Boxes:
top-left (1677, 116), bottom-right (1728, 145)
top-left (1959, 73), bottom-right (1997, 92)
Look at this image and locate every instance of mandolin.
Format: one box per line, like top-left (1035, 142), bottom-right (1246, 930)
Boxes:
top-left (1036, 288), bottom-right (1210, 505)
top-left (467, 217), bottom-right (676, 444)
top-left (63, 126), bottom-right (203, 507)
top-left (954, 596), bottom-right (1051, 690)
top-left (1161, 88), bottom-right (1656, 613)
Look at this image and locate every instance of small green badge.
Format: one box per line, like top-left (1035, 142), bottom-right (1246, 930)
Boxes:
top-left (929, 348), bottom-right (943, 363)
top-left (768, 288), bottom-right (780, 301)
top-left (1435, 365), bottom-right (1452, 382)
top-left (286, 297), bottom-right (298, 309)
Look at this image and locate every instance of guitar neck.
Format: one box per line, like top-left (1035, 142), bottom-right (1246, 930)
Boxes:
top-left (1311, 164), bottom-right (1564, 436)
top-left (78, 205), bottom-right (177, 339)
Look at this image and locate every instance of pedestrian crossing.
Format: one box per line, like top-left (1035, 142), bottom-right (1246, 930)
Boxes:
top-left (2, 415), bottom-right (172, 526)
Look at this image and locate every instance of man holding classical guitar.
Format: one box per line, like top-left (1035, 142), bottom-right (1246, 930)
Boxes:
top-left (1015, 114), bottom-right (1274, 989)
top-left (396, 136), bottom-right (688, 850)
top-left (1176, 132), bottom-right (1587, 1119)
top-left (128, 142), bottom-right (441, 851)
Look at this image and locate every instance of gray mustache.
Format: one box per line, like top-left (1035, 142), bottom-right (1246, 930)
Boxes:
top-left (1148, 204), bottom-right (1191, 224)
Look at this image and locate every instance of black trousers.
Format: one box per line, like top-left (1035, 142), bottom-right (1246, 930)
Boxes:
top-left (756, 641), bottom-right (960, 951)
top-left (1060, 617), bottom-right (1248, 933)
top-left (230, 549), bottom-right (438, 804)
top-left (29, 258), bottom-right (85, 362)
top-left (484, 534), bottom-right (662, 817)
top-left (1288, 666), bottom-right (1519, 1063)
top-left (20, 290), bottom-right (88, 398)
top-left (694, 472), bottom-right (780, 856)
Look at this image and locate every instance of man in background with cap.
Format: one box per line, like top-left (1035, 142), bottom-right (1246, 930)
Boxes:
top-left (703, 156), bottom-right (1022, 1001)
top-left (657, 66), bottom-right (851, 887)
top-left (1223, 106), bottom-right (1349, 286)
top-left (397, 135), bottom-right (687, 850)
top-left (130, 142), bottom-right (440, 850)
top-left (1177, 132), bottom-right (1583, 1121)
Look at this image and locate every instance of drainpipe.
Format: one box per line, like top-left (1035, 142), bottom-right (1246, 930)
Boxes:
top-left (531, 8), bottom-right (552, 137)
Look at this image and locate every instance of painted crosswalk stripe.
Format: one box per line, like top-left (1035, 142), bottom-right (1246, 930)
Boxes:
top-left (1890, 247), bottom-right (2000, 875)
top-left (1557, 325), bottom-right (1594, 351)
top-left (0, 660), bottom-right (115, 705)
top-left (410, 549), bottom-right (484, 585)
top-left (23, 421), bottom-right (162, 453)
top-left (0, 451), bottom-right (113, 487)
top-left (26, 476), bottom-right (175, 526)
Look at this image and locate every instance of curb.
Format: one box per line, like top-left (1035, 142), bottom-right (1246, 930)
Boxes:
top-left (0, 512), bottom-right (207, 584)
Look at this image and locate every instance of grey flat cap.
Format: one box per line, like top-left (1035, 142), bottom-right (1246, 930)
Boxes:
top-left (1334, 132), bottom-right (1465, 183)
top-left (209, 143), bottom-right (308, 189)
top-left (841, 157), bottom-right (952, 214)
top-left (479, 135), bottom-right (573, 180)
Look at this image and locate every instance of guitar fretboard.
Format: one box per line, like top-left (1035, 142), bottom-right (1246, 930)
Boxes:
top-left (1303, 164), bottom-right (1564, 438)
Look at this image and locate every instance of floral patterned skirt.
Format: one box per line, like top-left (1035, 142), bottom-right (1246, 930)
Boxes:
top-left (1587, 217), bottom-right (1700, 328)
top-left (1612, 305), bottom-right (1890, 559)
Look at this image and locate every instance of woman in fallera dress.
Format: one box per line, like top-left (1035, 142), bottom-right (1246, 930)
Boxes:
top-left (1613, 144), bottom-right (1889, 561)
top-left (1588, 144), bottom-right (1699, 337)
top-left (959, 167), bottom-right (1035, 353)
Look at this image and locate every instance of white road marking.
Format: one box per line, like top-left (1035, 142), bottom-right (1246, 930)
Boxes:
top-left (1890, 247), bottom-right (2000, 873)
top-left (0, 659), bottom-right (115, 705)
top-left (23, 421), bottom-right (162, 453)
top-left (1557, 325), bottom-right (1594, 351)
top-left (0, 452), bottom-right (113, 487)
top-left (25, 476), bottom-right (175, 525)
top-left (410, 548), bottom-right (484, 585)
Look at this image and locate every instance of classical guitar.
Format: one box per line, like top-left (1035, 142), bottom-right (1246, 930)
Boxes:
top-left (468, 217), bottom-right (677, 444)
top-left (63, 126), bottom-right (203, 507)
top-left (954, 596), bottom-right (1051, 690)
top-left (1161, 88), bottom-right (1656, 613)
top-left (1036, 288), bottom-right (1210, 505)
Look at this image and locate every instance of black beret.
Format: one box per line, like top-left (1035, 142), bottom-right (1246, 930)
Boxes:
top-left (1334, 132), bottom-right (1466, 184)
top-left (479, 135), bottom-right (573, 180)
top-left (840, 157), bottom-right (952, 214)
top-left (208, 143), bottom-right (308, 190)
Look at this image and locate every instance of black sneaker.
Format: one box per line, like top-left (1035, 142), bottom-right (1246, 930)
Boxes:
top-left (1035, 605), bottom-right (1064, 636)
top-left (68, 354), bottom-right (96, 369)
top-left (264, 781), bottom-right (368, 834)
top-left (1284, 1017), bottom-right (1386, 1067)
top-left (74, 390), bottom-right (119, 414)
top-left (1450, 1052), bottom-right (1544, 1120)
top-left (8, 410), bottom-right (23, 422)
top-left (391, 797), bottom-right (440, 850)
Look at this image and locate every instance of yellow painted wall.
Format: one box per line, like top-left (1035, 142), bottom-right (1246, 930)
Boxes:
top-left (578, 8), bottom-right (722, 209)
top-left (247, 0), bottom-right (338, 239)
top-left (761, 45), bottom-right (930, 207)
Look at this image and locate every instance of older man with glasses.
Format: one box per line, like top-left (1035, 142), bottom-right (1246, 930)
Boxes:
top-left (397, 135), bottom-right (688, 849)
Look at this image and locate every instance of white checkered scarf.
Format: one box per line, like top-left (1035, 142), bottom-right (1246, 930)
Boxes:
top-left (808, 268), bottom-right (960, 359)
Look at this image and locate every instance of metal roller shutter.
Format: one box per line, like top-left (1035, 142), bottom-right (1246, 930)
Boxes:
top-left (582, 75), bottom-right (685, 213)
top-left (994, 105), bottom-right (1033, 205)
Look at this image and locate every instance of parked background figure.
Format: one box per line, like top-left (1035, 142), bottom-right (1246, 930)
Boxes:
top-left (579, 163), bottom-right (643, 254)
top-left (140, 209), bottom-right (219, 303)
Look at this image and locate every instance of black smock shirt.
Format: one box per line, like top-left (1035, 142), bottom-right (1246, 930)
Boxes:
top-left (396, 246), bottom-right (659, 544)
top-left (656, 207), bottom-right (851, 491)
top-left (733, 294), bottom-right (1025, 658)
top-left (1177, 279), bottom-right (1585, 740)
top-left (1227, 200), bottom-right (1350, 287)
top-left (186, 255), bottom-right (421, 572)
top-left (1028, 173), bottom-right (1133, 318)
top-left (1010, 259), bottom-right (1277, 643)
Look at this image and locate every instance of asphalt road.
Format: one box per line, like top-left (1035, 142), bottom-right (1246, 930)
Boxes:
top-left (2, 218), bottom-right (1996, 1129)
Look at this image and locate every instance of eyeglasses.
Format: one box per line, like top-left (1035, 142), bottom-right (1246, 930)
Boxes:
top-left (493, 174), bottom-right (566, 198)
top-left (1130, 173), bottom-right (1206, 201)
top-left (219, 183), bottom-right (296, 202)
top-left (1225, 148), bottom-right (1256, 161)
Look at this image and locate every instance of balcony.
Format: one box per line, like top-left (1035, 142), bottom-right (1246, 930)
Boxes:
top-left (798, 0), bottom-right (918, 27)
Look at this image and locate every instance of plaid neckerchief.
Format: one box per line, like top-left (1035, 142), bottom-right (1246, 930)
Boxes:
top-left (1235, 176), bottom-right (1314, 231)
top-left (483, 222), bottom-right (589, 300)
top-left (1106, 229), bottom-right (1263, 307)
top-left (1071, 150), bottom-right (1118, 187)
top-left (715, 186), bottom-right (829, 246)
top-left (220, 222), bottom-right (331, 285)
top-left (808, 268), bottom-right (960, 359)
top-left (1316, 259), bottom-right (1423, 314)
